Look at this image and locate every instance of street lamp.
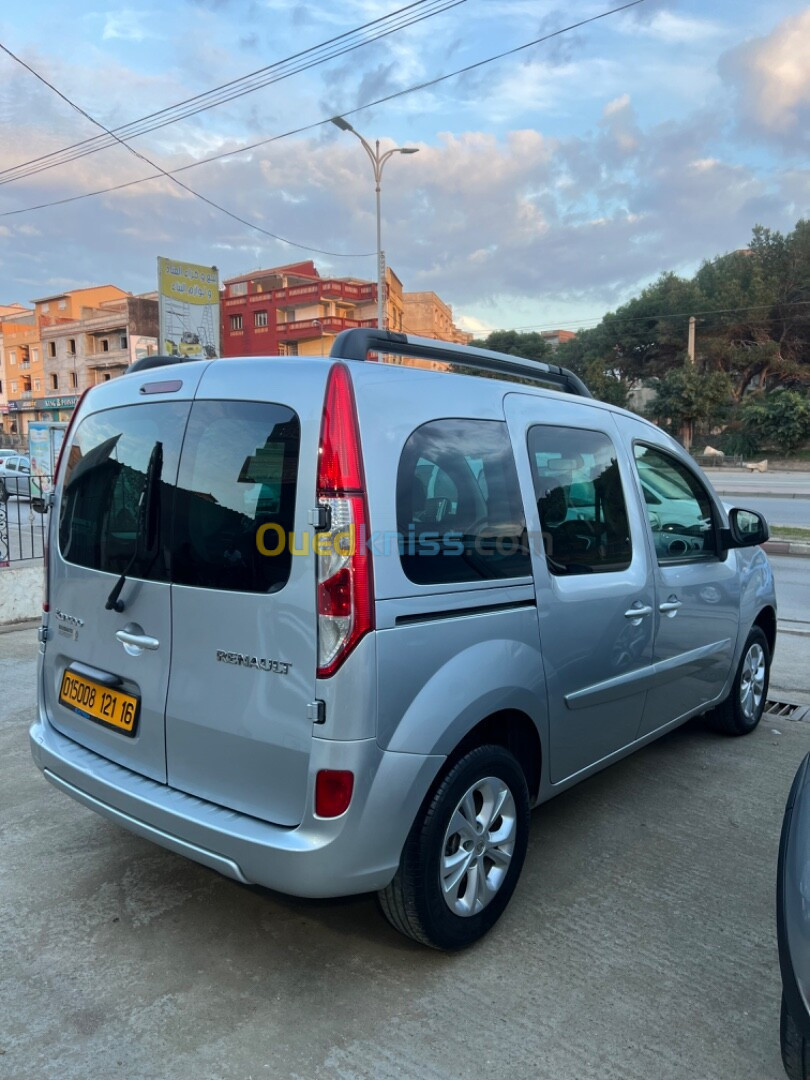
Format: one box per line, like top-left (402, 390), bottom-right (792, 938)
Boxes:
top-left (330, 116), bottom-right (418, 330)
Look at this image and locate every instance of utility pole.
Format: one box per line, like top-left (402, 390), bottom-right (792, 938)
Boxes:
top-left (682, 315), bottom-right (697, 452)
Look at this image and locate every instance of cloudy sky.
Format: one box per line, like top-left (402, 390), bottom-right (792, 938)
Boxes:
top-left (0, 0), bottom-right (808, 334)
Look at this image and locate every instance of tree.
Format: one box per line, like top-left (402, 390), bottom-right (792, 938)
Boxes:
top-left (740, 390), bottom-right (810, 455)
top-left (469, 330), bottom-right (553, 362)
top-left (645, 368), bottom-right (733, 447)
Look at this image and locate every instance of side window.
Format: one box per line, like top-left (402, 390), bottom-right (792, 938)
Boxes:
top-left (527, 426), bottom-right (632, 576)
top-left (397, 419), bottom-right (530, 585)
top-left (170, 401), bottom-right (300, 594)
top-left (59, 403), bottom-right (187, 578)
top-left (633, 444), bottom-right (717, 562)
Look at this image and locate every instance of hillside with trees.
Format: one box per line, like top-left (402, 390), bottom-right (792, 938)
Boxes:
top-left (473, 220), bottom-right (810, 455)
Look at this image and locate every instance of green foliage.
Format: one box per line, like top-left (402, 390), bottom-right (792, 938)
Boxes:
top-left (469, 330), bottom-right (552, 363)
top-left (740, 390), bottom-right (810, 455)
top-left (645, 368), bottom-right (733, 432)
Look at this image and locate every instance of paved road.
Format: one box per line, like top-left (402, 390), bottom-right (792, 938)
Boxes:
top-left (729, 496), bottom-right (810, 528)
top-left (1, 626), bottom-right (809, 1080)
top-left (706, 468), bottom-right (810, 498)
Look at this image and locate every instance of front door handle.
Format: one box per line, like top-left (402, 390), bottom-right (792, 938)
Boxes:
top-left (624, 603), bottom-right (653, 623)
top-left (659, 597), bottom-right (682, 616)
top-left (115, 629), bottom-right (160, 652)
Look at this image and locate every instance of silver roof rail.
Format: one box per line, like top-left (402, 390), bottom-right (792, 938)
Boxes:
top-left (329, 329), bottom-right (591, 398)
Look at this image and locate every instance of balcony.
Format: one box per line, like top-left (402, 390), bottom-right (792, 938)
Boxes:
top-left (276, 315), bottom-right (376, 342)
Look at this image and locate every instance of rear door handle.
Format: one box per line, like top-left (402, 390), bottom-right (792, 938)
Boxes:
top-left (115, 629), bottom-right (160, 651)
top-left (659, 598), bottom-right (682, 615)
top-left (624, 604), bottom-right (653, 621)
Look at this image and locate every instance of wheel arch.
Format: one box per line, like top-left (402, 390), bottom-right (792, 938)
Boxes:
top-left (444, 709), bottom-right (542, 804)
top-left (754, 605), bottom-right (777, 659)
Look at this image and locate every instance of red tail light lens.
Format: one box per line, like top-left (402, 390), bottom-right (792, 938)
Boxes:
top-left (316, 365), bottom-right (374, 678)
top-left (315, 770), bottom-right (354, 818)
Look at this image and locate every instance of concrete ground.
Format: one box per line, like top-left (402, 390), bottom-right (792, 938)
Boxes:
top-left (1, 621), bottom-right (808, 1080)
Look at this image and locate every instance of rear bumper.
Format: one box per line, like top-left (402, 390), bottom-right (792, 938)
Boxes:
top-left (30, 713), bottom-right (444, 898)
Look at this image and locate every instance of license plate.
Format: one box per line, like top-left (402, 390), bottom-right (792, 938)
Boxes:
top-left (59, 670), bottom-right (139, 736)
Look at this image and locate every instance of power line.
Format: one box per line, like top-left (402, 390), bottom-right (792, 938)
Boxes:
top-left (0, 0), bottom-right (466, 187)
top-left (503, 299), bottom-right (810, 335)
top-left (0, 41), bottom-right (374, 257)
top-left (0, 0), bottom-right (646, 225)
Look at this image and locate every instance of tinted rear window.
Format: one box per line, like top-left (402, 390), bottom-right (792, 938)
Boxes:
top-left (169, 401), bottom-right (300, 594)
top-left (59, 400), bottom-right (300, 594)
top-left (59, 402), bottom-right (185, 579)
top-left (397, 419), bottom-right (530, 584)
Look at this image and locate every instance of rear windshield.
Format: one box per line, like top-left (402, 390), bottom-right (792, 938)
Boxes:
top-left (58, 400), bottom-right (300, 594)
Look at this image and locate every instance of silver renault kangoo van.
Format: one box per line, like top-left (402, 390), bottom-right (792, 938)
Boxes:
top-left (30, 330), bottom-right (776, 949)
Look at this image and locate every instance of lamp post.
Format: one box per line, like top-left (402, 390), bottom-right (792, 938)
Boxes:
top-left (330, 117), bottom-right (418, 330)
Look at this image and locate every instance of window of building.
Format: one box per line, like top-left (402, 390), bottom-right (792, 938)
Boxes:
top-left (48, 342), bottom-right (56, 358)
top-left (230, 282), bottom-right (248, 296)
top-left (58, 300), bottom-right (67, 310)
top-left (11, 380), bottom-right (18, 392)
top-left (51, 374), bottom-right (59, 390)
top-left (633, 444), bottom-right (717, 563)
top-left (0, 380), bottom-right (3, 393)
top-left (101, 339), bottom-right (109, 353)
top-left (397, 419), bottom-right (530, 585)
top-left (120, 334), bottom-right (128, 350)
top-left (9, 351), bottom-right (15, 365)
top-left (34, 379), bottom-right (41, 391)
top-left (32, 348), bottom-right (39, 363)
top-left (230, 314), bottom-right (243, 331)
top-left (68, 339), bottom-right (76, 355)
top-left (254, 311), bottom-right (268, 328)
top-left (70, 371), bottom-right (78, 389)
top-left (41, 303), bottom-right (50, 313)
top-left (102, 373), bottom-right (111, 382)
top-left (527, 426), bottom-right (632, 576)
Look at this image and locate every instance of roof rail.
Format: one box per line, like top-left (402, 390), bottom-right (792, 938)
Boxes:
top-left (127, 354), bottom-right (200, 374)
top-left (329, 329), bottom-right (591, 398)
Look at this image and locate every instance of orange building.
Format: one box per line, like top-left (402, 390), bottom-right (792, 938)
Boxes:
top-left (1, 286), bottom-right (128, 437)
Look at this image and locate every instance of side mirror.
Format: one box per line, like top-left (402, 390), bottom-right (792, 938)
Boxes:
top-left (721, 507), bottom-right (769, 549)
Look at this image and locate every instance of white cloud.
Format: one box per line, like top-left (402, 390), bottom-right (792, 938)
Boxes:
top-left (101, 10), bottom-right (157, 42)
top-left (622, 10), bottom-right (727, 44)
top-left (721, 10), bottom-right (810, 148)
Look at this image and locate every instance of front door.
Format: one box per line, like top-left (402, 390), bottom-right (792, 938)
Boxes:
top-left (615, 419), bottom-right (741, 736)
top-left (505, 395), bottom-right (656, 785)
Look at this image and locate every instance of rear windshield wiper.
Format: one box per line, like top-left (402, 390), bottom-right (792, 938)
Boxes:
top-left (105, 442), bottom-right (163, 613)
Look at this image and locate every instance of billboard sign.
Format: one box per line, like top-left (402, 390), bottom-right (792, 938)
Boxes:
top-left (157, 257), bottom-right (219, 359)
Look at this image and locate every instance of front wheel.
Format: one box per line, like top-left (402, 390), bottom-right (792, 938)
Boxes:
top-left (378, 744), bottom-right (531, 950)
top-left (709, 626), bottom-right (770, 736)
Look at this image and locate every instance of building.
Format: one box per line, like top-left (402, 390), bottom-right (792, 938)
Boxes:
top-left (221, 260), bottom-right (407, 358)
top-left (0, 286), bottom-right (158, 438)
top-left (539, 329), bottom-right (577, 349)
top-left (221, 261), bottom-right (470, 358)
top-left (401, 292), bottom-right (472, 344)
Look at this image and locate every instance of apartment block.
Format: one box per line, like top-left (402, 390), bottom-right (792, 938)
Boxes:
top-left (0, 286), bottom-right (158, 438)
top-left (401, 291), bottom-right (472, 344)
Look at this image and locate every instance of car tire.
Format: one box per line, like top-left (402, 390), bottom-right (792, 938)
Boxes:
top-left (709, 626), bottom-right (770, 736)
top-left (782, 995), bottom-right (810, 1080)
top-left (0, 480), bottom-right (7, 503)
top-left (378, 744), bottom-right (531, 950)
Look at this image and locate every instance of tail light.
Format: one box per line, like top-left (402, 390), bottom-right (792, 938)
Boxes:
top-left (316, 364), bottom-right (374, 678)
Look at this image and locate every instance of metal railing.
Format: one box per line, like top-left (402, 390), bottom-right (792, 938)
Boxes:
top-left (0, 475), bottom-right (51, 566)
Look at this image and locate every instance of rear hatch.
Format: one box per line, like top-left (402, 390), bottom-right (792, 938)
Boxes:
top-left (44, 358), bottom-right (324, 826)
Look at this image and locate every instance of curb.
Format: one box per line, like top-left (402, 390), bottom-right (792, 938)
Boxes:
top-left (763, 540), bottom-right (810, 559)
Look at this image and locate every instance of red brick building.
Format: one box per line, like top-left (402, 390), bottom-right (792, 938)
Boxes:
top-left (221, 261), bottom-right (405, 358)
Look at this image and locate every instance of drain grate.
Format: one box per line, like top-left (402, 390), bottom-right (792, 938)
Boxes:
top-left (765, 699), bottom-right (805, 720)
